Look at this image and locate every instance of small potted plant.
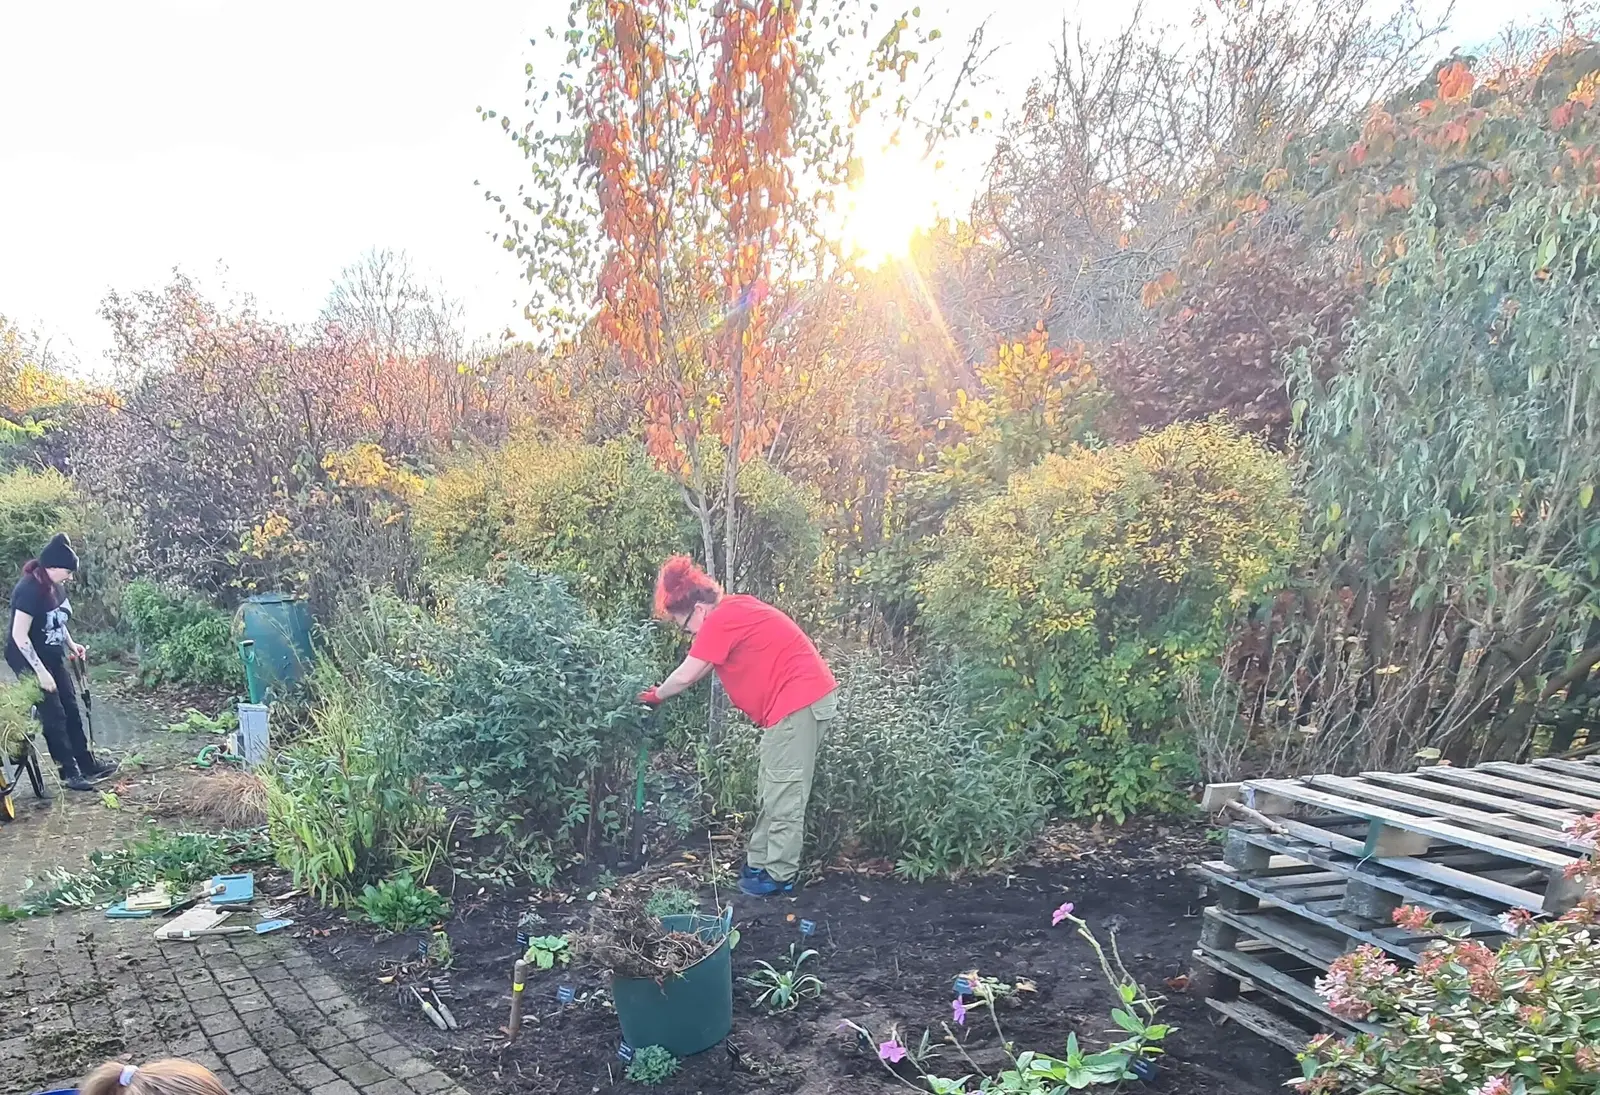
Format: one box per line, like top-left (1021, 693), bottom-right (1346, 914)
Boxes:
top-left (575, 897), bottom-right (736, 1057)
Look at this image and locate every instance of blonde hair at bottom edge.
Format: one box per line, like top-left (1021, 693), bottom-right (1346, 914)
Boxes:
top-left (80, 1059), bottom-right (230, 1095)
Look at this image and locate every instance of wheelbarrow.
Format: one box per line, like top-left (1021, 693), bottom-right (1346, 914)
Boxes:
top-left (1, 711), bottom-right (48, 823)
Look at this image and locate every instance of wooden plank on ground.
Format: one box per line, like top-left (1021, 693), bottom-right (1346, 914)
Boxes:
top-left (1305, 775), bottom-right (1591, 853)
top-left (1412, 767), bottom-right (1600, 814)
top-left (1358, 771), bottom-right (1575, 827)
top-left (1244, 779), bottom-right (1575, 871)
top-left (1206, 998), bottom-right (1327, 1054)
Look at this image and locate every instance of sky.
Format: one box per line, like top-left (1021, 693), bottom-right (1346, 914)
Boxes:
top-left (0, 0), bottom-right (1558, 369)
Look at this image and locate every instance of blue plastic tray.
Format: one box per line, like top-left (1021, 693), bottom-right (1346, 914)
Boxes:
top-left (209, 873), bottom-right (254, 905)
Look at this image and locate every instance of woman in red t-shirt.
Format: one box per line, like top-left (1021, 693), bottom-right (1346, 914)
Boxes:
top-left (640, 556), bottom-right (836, 896)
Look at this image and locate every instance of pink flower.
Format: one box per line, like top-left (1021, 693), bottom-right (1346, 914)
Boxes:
top-left (1315, 945), bottom-right (1397, 1020)
top-left (1498, 908), bottom-right (1534, 935)
top-left (1566, 812), bottom-right (1600, 849)
top-left (878, 1038), bottom-right (908, 1064)
top-left (1051, 901), bottom-right (1075, 926)
top-left (952, 997), bottom-right (967, 1026)
top-left (1391, 904), bottom-right (1436, 932)
top-left (1470, 1078), bottom-right (1512, 1095)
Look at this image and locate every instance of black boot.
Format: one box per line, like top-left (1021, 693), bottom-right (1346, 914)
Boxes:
top-left (59, 766), bottom-right (95, 792)
top-left (84, 756), bottom-right (119, 782)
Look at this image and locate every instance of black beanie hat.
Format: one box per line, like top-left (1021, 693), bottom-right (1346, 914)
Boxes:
top-left (38, 533), bottom-right (79, 572)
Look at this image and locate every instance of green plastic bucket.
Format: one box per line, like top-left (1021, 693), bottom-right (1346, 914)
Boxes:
top-left (611, 908), bottom-right (734, 1057)
top-left (233, 593), bottom-right (314, 699)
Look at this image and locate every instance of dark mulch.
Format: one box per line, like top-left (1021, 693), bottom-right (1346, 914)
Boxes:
top-left (290, 822), bottom-right (1294, 1095)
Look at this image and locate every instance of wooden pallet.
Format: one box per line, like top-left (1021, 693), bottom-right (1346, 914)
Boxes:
top-left (1193, 753), bottom-right (1600, 1051)
top-left (1232, 758), bottom-right (1599, 914)
top-left (1192, 842), bottom-right (1426, 1051)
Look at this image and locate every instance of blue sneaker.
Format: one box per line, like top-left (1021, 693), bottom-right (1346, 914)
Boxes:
top-left (740, 863), bottom-right (762, 882)
top-left (739, 868), bottom-right (795, 897)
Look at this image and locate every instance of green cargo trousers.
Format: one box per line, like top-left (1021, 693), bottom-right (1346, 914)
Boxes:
top-left (747, 689), bottom-right (837, 883)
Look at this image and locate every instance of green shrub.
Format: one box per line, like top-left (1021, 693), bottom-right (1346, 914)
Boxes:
top-left (414, 438), bottom-right (823, 620)
top-left (369, 565), bottom-right (655, 885)
top-left (920, 421), bottom-right (1298, 821)
top-left (699, 654), bottom-right (1054, 881)
top-left (414, 439), bottom-right (691, 620)
top-left (120, 579), bottom-right (241, 688)
top-left (355, 875), bottom-right (450, 933)
top-left (0, 467), bottom-right (80, 581)
top-left (263, 661), bottom-right (444, 905)
top-left (698, 445), bottom-right (825, 620)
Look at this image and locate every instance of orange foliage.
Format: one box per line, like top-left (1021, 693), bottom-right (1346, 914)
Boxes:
top-left (586, 0), bottom-right (801, 500)
top-left (699, 0), bottom-right (799, 467)
top-left (1437, 61), bottom-right (1474, 102)
top-left (1140, 271), bottom-right (1180, 309)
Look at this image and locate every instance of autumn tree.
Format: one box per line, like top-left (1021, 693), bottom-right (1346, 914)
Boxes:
top-left (962, 0), bottom-right (1446, 345)
top-left (0, 314), bottom-right (80, 468)
top-left (73, 275), bottom-right (421, 612)
top-left (1184, 42), bottom-right (1600, 777)
top-left (485, 0), bottom-right (946, 589)
top-left (322, 248), bottom-right (528, 452)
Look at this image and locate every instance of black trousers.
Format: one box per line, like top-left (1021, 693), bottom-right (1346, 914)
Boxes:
top-left (34, 656), bottom-right (95, 777)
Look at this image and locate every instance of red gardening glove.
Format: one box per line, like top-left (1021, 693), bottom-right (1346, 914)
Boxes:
top-left (638, 687), bottom-right (662, 706)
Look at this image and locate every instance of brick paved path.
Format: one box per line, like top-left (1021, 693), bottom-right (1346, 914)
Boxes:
top-left (0, 699), bottom-right (472, 1095)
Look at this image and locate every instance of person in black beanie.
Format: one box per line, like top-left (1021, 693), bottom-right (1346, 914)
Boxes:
top-left (5, 533), bottom-right (116, 791)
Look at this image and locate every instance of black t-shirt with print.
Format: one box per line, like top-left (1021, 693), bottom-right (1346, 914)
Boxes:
top-left (5, 575), bottom-right (70, 676)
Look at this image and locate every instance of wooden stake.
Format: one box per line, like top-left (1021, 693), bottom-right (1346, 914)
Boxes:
top-left (505, 959), bottom-right (529, 1043)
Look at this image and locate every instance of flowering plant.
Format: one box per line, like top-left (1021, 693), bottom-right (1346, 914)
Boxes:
top-left (1300, 814), bottom-right (1600, 1095)
top-left (840, 899), bottom-right (1172, 1092)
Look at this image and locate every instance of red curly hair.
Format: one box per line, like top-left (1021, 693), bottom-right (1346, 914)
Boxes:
top-left (654, 555), bottom-right (722, 620)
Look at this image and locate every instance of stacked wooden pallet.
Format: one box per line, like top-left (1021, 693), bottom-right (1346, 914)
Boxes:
top-left (1193, 756), bottom-right (1600, 1051)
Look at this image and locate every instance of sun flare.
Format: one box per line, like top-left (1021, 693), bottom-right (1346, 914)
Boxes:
top-left (837, 146), bottom-right (946, 266)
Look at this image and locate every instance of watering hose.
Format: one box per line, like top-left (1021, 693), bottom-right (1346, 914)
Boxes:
top-left (193, 744), bottom-right (243, 769)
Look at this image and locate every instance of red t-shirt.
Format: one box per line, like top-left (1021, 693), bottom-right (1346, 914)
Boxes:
top-left (689, 595), bottom-right (836, 728)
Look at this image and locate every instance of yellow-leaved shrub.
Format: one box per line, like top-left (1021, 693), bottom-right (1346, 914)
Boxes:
top-left (921, 421), bottom-right (1299, 819)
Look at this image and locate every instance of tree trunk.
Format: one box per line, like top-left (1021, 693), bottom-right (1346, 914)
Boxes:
top-left (723, 311), bottom-right (749, 594)
top-left (684, 444), bottom-right (718, 584)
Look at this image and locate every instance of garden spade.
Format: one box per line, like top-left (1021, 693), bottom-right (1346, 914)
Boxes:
top-left (624, 708), bottom-right (660, 871)
top-left (69, 654), bottom-right (94, 748)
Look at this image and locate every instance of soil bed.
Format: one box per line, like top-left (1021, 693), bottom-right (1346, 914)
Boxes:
top-left (292, 823), bottom-right (1293, 1095)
